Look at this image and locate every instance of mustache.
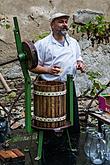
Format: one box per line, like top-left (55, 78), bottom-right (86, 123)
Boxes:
top-left (59, 28), bottom-right (68, 36)
top-left (62, 26), bottom-right (69, 31)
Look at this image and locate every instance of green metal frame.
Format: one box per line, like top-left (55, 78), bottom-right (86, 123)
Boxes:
top-left (35, 131), bottom-right (44, 161)
top-left (13, 17), bottom-right (32, 133)
top-left (66, 74), bottom-right (74, 126)
top-left (13, 17), bottom-right (44, 161)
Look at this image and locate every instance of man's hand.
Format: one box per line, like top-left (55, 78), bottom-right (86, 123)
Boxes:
top-left (48, 66), bottom-right (62, 75)
top-left (76, 61), bottom-right (85, 73)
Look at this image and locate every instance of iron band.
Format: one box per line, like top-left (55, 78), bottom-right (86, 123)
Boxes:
top-left (33, 115), bottom-right (66, 122)
top-left (34, 90), bottom-right (66, 96)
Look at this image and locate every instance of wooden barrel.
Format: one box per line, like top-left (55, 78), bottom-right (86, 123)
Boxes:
top-left (33, 80), bottom-right (66, 128)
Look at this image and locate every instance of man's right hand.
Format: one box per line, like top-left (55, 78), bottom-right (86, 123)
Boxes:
top-left (48, 66), bottom-right (62, 75)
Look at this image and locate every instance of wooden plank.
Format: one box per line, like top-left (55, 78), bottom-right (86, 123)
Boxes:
top-left (0, 149), bottom-right (24, 161)
top-left (6, 151), bottom-right (17, 158)
top-left (89, 111), bottom-right (110, 125)
top-left (0, 150), bottom-right (11, 159)
top-left (12, 149), bottom-right (24, 157)
top-left (0, 150), bottom-right (17, 159)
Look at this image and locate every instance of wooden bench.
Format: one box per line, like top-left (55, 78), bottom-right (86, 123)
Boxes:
top-left (89, 111), bottom-right (110, 131)
top-left (0, 148), bottom-right (25, 165)
top-left (88, 93), bottom-right (110, 131)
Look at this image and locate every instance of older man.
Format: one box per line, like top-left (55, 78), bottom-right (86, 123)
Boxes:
top-left (31, 12), bottom-right (85, 133)
top-left (31, 12), bottom-right (84, 80)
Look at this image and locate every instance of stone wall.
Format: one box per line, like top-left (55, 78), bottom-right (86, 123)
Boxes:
top-left (0, 0), bottom-right (110, 61)
top-left (0, 0), bottom-right (110, 95)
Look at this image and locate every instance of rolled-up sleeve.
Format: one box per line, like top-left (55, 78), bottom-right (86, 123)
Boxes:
top-left (34, 41), bottom-right (45, 66)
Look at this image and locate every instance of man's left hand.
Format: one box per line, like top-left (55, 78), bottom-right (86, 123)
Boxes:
top-left (76, 61), bottom-right (85, 72)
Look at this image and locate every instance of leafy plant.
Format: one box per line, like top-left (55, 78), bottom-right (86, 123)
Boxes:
top-left (86, 71), bottom-right (107, 96)
top-left (0, 16), bottom-right (11, 29)
top-left (35, 31), bottom-right (50, 41)
top-left (71, 15), bottom-right (110, 46)
top-left (5, 92), bottom-right (16, 102)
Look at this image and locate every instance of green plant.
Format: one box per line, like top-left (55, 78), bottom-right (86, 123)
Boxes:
top-left (35, 31), bottom-right (50, 41)
top-left (5, 92), bottom-right (16, 102)
top-left (71, 15), bottom-right (110, 46)
top-left (0, 16), bottom-right (11, 29)
top-left (86, 71), bottom-right (107, 96)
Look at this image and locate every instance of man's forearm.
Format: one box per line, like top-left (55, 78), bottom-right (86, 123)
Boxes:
top-left (30, 65), bottom-right (49, 74)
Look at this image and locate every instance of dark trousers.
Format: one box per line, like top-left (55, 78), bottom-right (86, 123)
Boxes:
top-left (41, 81), bottom-right (80, 161)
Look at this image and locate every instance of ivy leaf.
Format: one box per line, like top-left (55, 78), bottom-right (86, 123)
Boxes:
top-left (35, 32), bottom-right (50, 40)
top-left (90, 87), bottom-right (97, 96)
top-left (94, 80), bottom-right (101, 90)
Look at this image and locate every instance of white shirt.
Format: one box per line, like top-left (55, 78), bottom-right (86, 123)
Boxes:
top-left (34, 33), bottom-right (83, 81)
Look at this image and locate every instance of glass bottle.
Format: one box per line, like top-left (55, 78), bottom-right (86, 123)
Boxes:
top-left (84, 127), bottom-right (96, 157)
top-left (105, 129), bottom-right (110, 162)
top-left (89, 133), bottom-right (106, 165)
top-left (101, 124), bottom-right (109, 139)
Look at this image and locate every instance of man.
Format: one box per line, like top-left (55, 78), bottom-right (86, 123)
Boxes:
top-left (31, 12), bottom-right (85, 133)
top-left (31, 12), bottom-right (84, 80)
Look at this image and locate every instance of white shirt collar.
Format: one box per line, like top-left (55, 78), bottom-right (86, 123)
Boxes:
top-left (50, 33), bottom-right (70, 46)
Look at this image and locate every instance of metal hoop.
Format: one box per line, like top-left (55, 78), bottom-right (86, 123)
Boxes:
top-left (33, 115), bottom-right (66, 122)
top-left (34, 90), bottom-right (66, 96)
